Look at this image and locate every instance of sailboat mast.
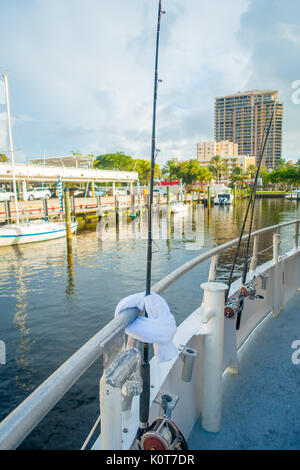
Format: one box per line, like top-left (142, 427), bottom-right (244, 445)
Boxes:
top-left (3, 74), bottom-right (19, 225)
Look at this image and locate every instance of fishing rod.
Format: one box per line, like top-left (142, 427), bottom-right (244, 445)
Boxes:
top-left (137, 0), bottom-right (164, 441)
top-left (241, 105), bottom-right (277, 286)
top-left (225, 102), bottom-right (277, 329)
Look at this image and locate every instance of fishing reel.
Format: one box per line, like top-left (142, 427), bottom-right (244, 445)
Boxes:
top-left (139, 417), bottom-right (188, 450)
top-left (139, 392), bottom-right (188, 450)
top-left (224, 297), bottom-right (241, 319)
top-left (240, 282), bottom-right (264, 300)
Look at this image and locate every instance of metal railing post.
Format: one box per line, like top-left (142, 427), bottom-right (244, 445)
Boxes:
top-left (99, 348), bottom-right (141, 450)
top-left (208, 255), bottom-right (218, 282)
top-left (273, 229), bottom-right (280, 264)
top-left (249, 235), bottom-right (259, 272)
top-left (272, 229), bottom-right (281, 316)
top-left (294, 221), bottom-right (299, 251)
top-left (99, 377), bottom-right (122, 450)
top-left (200, 281), bottom-right (228, 433)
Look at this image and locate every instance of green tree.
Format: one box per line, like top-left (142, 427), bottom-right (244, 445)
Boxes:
top-left (275, 157), bottom-right (293, 170)
top-left (229, 167), bottom-right (247, 187)
top-left (162, 159), bottom-right (180, 182)
top-left (208, 155), bottom-right (228, 181)
top-left (246, 164), bottom-right (257, 179)
top-left (0, 153), bottom-right (9, 162)
top-left (94, 152), bottom-right (161, 184)
top-left (270, 168), bottom-right (299, 189)
top-left (177, 160), bottom-right (213, 186)
top-left (259, 167), bottom-right (272, 188)
top-left (294, 159), bottom-right (300, 172)
top-left (94, 152), bottom-right (134, 171)
top-left (134, 159), bottom-right (160, 185)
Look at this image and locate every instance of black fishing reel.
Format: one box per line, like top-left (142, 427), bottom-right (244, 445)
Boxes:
top-left (139, 417), bottom-right (188, 450)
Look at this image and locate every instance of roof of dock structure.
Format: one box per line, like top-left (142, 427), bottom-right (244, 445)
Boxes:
top-left (0, 162), bottom-right (138, 183)
top-left (29, 155), bottom-right (95, 169)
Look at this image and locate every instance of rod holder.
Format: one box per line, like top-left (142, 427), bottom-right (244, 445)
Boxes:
top-left (181, 347), bottom-right (198, 382)
top-left (200, 281), bottom-right (227, 433)
top-left (154, 391), bottom-right (179, 419)
top-left (259, 273), bottom-right (269, 290)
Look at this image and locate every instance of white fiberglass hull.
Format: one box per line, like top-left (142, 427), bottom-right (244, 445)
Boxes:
top-left (170, 203), bottom-right (188, 213)
top-left (0, 221), bottom-right (78, 246)
top-left (284, 192), bottom-right (300, 200)
top-left (214, 195), bottom-right (233, 205)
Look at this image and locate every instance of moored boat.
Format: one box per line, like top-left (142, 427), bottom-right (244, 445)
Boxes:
top-left (284, 190), bottom-right (300, 200)
top-left (0, 73), bottom-right (78, 247)
top-left (0, 220), bottom-right (78, 246)
top-left (169, 201), bottom-right (188, 213)
top-left (214, 190), bottom-right (233, 205)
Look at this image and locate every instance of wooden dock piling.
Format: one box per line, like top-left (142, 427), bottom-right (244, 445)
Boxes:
top-left (64, 188), bottom-right (72, 248)
top-left (4, 200), bottom-right (11, 224)
top-left (115, 196), bottom-right (119, 224)
top-left (43, 197), bottom-right (49, 218)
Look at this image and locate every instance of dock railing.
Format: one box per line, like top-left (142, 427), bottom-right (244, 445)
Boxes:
top-left (0, 218), bottom-right (299, 449)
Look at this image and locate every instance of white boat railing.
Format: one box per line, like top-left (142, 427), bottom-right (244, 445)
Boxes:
top-left (0, 218), bottom-right (299, 450)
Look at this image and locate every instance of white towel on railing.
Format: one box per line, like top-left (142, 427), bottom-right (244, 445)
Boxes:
top-left (114, 292), bottom-right (178, 362)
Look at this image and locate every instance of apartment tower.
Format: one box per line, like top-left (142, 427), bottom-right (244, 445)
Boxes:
top-left (215, 90), bottom-right (283, 168)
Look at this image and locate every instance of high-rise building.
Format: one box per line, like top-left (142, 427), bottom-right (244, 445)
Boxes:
top-left (215, 90), bottom-right (283, 168)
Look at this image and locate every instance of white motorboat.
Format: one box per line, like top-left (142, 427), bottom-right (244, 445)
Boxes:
top-left (284, 190), bottom-right (300, 200)
top-left (0, 220), bottom-right (78, 246)
top-left (214, 191), bottom-right (233, 205)
top-left (169, 201), bottom-right (188, 213)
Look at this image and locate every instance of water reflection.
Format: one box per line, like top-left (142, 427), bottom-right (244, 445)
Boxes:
top-left (66, 248), bottom-right (75, 296)
top-left (13, 263), bottom-right (36, 393)
top-left (0, 198), bottom-right (299, 449)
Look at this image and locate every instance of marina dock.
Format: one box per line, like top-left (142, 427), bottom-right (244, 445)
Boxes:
top-left (0, 193), bottom-right (199, 224)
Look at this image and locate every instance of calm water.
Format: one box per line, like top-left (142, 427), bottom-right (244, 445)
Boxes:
top-left (0, 198), bottom-right (299, 449)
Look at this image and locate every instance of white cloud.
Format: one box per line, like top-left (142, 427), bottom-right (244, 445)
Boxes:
top-left (0, 112), bottom-right (7, 151)
top-left (279, 23), bottom-right (300, 46)
top-left (0, 0), bottom-right (272, 164)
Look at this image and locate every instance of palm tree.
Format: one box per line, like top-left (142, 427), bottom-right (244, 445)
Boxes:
top-left (0, 153), bottom-right (8, 162)
top-left (162, 159), bottom-right (179, 182)
top-left (246, 164), bottom-right (257, 179)
top-left (275, 158), bottom-right (289, 170)
top-left (230, 167), bottom-right (247, 195)
top-left (208, 155), bottom-right (228, 181)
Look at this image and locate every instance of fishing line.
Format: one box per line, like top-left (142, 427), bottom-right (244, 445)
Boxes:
top-left (239, 109), bottom-right (271, 283)
top-left (225, 102), bottom-right (277, 304)
top-left (242, 103), bottom-right (276, 285)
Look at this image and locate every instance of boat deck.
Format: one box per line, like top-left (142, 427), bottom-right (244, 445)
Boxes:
top-left (188, 292), bottom-right (300, 450)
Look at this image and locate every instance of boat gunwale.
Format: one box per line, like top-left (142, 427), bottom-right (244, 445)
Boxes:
top-left (0, 218), bottom-right (299, 449)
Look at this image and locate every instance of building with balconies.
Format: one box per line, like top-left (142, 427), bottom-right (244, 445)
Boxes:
top-left (215, 90), bottom-right (283, 168)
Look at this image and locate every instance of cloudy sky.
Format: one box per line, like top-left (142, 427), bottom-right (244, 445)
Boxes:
top-left (0, 0), bottom-right (300, 165)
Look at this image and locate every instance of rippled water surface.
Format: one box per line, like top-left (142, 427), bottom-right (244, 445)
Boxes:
top-left (0, 198), bottom-right (299, 449)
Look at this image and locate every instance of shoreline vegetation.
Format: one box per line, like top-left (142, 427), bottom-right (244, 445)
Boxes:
top-left (93, 152), bottom-right (300, 192)
top-left (1, 151), bottom-right (300, 193)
